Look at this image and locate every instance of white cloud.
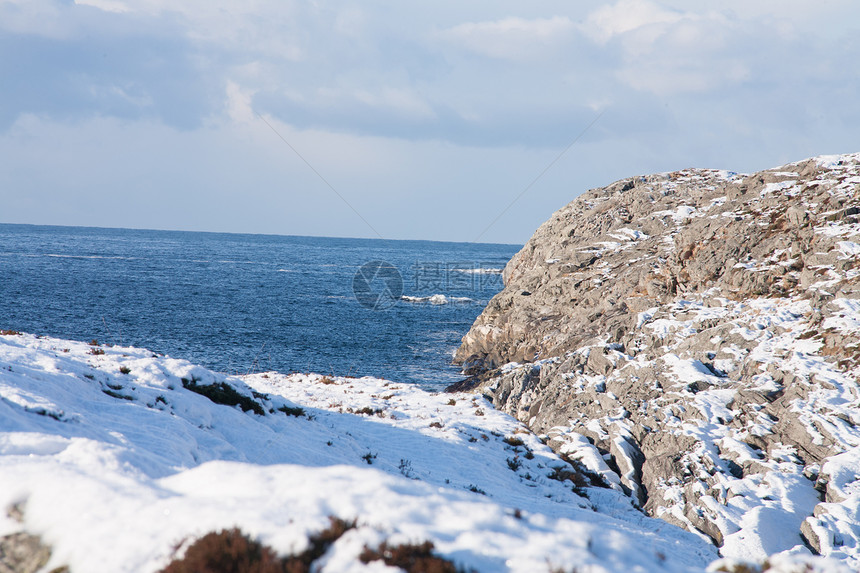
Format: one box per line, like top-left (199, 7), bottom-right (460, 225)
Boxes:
top-left (225, 81), bottom-right (256, 124)
top-left (352, 87), bottom-right (436, 121)
top-left (618, 19), bottom-right (749, 94)
top-left (287, 84), bottom-right (437, 123)
top-left (583, 0), bottom-right (682, 44)
top-left (0, 0), bottom-right (76, 39)
top-left (580, 3), bottom-right (752, 96)
top-left (71, 0), bottom-right (306, 61)
top-left (617, 59), bottom-right (750, 95)
top-left (441, 16), bottom-right (575, 61)
top-left (74, 0), bottom-right (129, 14)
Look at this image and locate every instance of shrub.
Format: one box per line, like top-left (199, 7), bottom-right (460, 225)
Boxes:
top-left (506, 457), bottom-right (522, 471)
top-left (89, 348), bottom-right (105, 356)
top-left (160, 528), bottom-right (283, 573)
top-left (119, 366), bottom-right (132, 375)
top-left (360, 541), bottom-right (469, 573)
top-left (277, 405), bottom-right (306, 418)
top-left (399, 459), bottom-right (415, 478)
top-left (29, 407), bottom-right (63, 421)
top-left (0, 329), bottom-right (22, 336)
top-left (182, 377), bottom-right (265, 416)
top-left (503, 436), bottom-right (525, 447)
top-left (547, 466), bottom-right (585, 486)
top-left (161, 519), bottom-right (356, 573)
top-left (103, 389), bottom-right (133, 401)
top-left (285, 517), bottom-right (355, 571)
top-left (558, 456), bottom-right (610, 489)
top-left (354, 406), bottom-right (383, 416)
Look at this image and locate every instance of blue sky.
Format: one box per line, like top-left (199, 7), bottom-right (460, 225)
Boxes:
top-left (1, 0), bottom-right (858, 244)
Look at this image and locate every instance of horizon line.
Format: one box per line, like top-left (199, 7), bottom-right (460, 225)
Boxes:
top-left (0, 221), bottom-right (524, 248)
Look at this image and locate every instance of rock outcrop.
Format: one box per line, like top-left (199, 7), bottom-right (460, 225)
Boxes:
top-left (455, 153), bottom-right (860, 565)
top-left (0, 504), bottom-right (64, 573)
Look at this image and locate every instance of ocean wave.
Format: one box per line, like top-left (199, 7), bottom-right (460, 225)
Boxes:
top-left (43, 254), bottom-right (139, 261)
top-left (400, 294), bottom-right (474, 305)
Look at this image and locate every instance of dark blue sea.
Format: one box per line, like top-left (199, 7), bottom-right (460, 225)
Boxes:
top-left (0, 224), bottom-right (518, 389)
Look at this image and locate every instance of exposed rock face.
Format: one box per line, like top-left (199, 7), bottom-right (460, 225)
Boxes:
top-left (0, 533), bottom-right (51, 573)
top-left (456, 153), bottom-right (860, 564)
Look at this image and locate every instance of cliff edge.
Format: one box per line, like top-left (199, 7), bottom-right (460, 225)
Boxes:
top-left (456, 153), bottom-right (860, 564)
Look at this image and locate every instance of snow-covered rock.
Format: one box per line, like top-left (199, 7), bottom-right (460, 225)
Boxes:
top-left (455, 153), bottom-right (860, 569)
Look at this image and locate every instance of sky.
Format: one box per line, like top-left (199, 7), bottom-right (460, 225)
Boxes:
top-left (1, 0), bottom-right (858, 244)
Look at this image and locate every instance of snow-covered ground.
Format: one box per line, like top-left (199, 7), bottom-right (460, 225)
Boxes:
top-left (0, 332), bottom-right (725, 573)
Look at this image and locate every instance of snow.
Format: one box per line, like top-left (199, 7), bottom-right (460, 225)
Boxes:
top-left (761, 180), bottom-right (798, 195)
top-left (709, 553), bottom-right (855, 573)
top-left (654, 205), bottom-right (698, 223)
top-left (661, 355), bottom-right (724, 387)
top-left (549, 427), bottom-right (623, 491)
top-left (609, 228), bottom-right (650, 241)
top-left (823, 298), bottom-right (860, 334)
top-left (0, 332), bottom-right (718, 572)
top-left (814, 153), bottom-right (860, 170)
top-left (719, 468), bottom-right (821, 562)
top-left (836, 241), bottom-right (860, 258)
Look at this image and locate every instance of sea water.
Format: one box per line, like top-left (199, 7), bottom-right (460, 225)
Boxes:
top-left (0, 224), bottom-right (518, 389)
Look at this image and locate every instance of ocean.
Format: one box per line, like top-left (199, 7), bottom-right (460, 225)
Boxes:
top-left (0, 224), bottom-right (518, 390)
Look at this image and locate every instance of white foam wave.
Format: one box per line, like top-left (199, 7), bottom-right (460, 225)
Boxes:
top-left (43, 254), bottom-right (139, 261)
top-left (400, 294), bottom-right (474, 305)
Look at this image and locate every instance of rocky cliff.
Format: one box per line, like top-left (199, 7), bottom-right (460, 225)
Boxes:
top-left (455, 153), bottom-right (860, 565)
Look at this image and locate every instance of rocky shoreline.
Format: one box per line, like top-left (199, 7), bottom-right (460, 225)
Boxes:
top-left (454, 153), bottom-right (860, 564)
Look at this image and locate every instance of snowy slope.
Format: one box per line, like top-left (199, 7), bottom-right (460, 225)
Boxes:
top-left (0, 332), bottom-right (724, 573)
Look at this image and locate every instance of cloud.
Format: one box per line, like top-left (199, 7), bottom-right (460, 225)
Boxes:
top-left (578, 2), bottom-right (758, 96)
top-left (2, 1), bottom-right (860, 242)
top-left (329, 87), bottom-right (436, 122)
top-left (225, 81), bottom-right (256, 124)
top-left (74, 0), bottom-right (129, 14)
top-left (71, 0), bottom-right (306, 60)
top-left (583, 0), bottom-right (682, 44)
top-left (0, 30), bottom-right (217, 130)
top-left (614, 17), bottom-right (752, 95)
top-left (440, 16), bottom-right (575, 61)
